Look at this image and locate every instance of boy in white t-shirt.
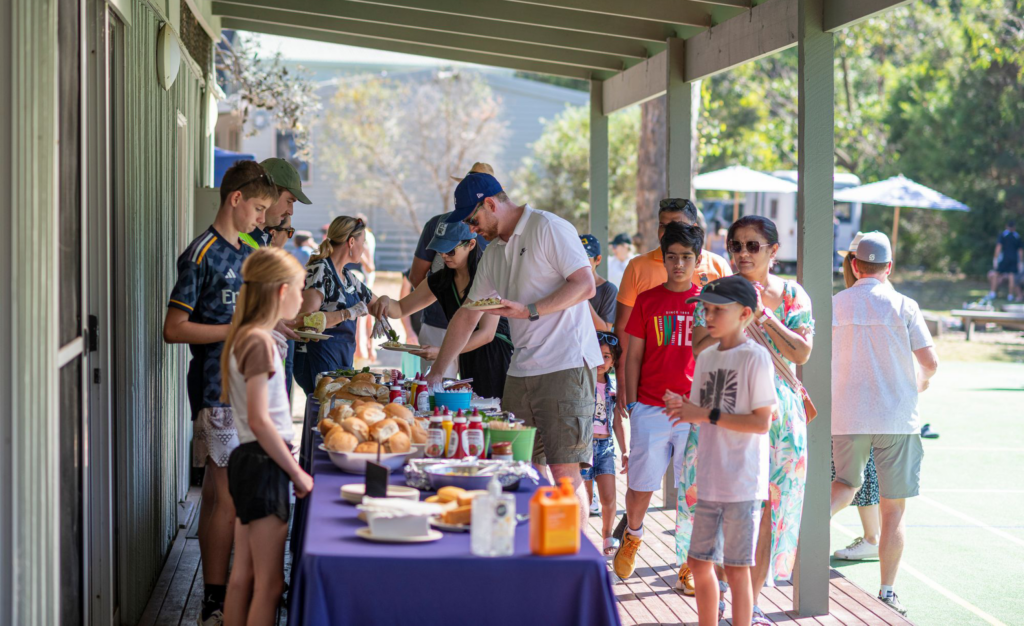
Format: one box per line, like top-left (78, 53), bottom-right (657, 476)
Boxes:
top-left (664, 276), bottom-right (776, 626)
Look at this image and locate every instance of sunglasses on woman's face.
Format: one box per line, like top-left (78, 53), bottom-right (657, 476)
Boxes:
top-left (439, 240), bottom-right (472, 257)
top-left (728, 240), bottom-right (771, 255)
top-left (597, 331), bottom-right (619, 346)
top-left (269, 225), bottom-right (295, 238)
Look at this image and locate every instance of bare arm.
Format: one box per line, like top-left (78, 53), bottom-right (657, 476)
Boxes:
top-left (163, 307), bottom-right (229, 345)
top-left (589, 301), bottom-right (612, 332)
top-left (424, 307), bottom-right (485, 386)
top-left (410, 256), bottom-right (432, 287)
top-left (246, 374), bottom-right (313, 497)
top-left (614, 302), bottom-right (633, 414)
top-left (913, 346), bottom-right (939, 391)
top-left (624, 335), bottom-right (644, 408)
top-left (665, 392), bottom-right (773, 435)
top-left (371, 281), bottom-right (437, 319)
top-left (488, 266), bottom-right (596, 320)
top-left (691, 325), bottom-right (719, 356)
top-left (463, 313), bottom-right (500, 353)
top-left (759, 317), bottom-right (814, 365)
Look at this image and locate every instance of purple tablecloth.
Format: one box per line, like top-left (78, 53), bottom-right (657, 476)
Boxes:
top-left (289, 444), bottom-right (621, 626)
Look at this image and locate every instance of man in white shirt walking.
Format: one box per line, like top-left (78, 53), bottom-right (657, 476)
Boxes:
top-left (425, 173), bottom-right (603, 521)
top-left (607, 233), bottom-right (635, 288)
top-left (831, 231), bottom-right (939, 618)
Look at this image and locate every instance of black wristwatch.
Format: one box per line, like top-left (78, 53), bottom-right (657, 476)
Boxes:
top-left (527, 303), bottom-right (540, 322)
top-left (708, 408), bottom-right (721, 425)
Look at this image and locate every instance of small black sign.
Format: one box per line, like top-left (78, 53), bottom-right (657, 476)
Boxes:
top-left (364, 461), bottom-right (389, 498)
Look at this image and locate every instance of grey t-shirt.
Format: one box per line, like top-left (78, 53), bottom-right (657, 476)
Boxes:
top-left (590, 280), bottom-right (618, 326)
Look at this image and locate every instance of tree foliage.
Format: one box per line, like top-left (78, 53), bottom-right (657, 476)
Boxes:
top-left (320, 70), bottom-right (509, 232)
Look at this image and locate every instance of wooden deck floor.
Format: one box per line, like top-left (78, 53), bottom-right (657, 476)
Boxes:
top-left (139, 478), bottom-right (912, 626)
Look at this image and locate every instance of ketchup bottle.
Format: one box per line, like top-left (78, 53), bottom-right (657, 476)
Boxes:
top-left (449, 412), bottom-right (468, 459)
top-left (465, 414), bottom-right (485, 458)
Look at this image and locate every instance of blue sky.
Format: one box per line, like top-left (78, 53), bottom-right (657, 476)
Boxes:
top-left (247, 32), bottom-right (465, 67)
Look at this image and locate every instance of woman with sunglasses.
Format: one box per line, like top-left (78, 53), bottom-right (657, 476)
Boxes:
top-left (292, 216), bottom-right (380, 396)
top-left (370, 220), bottom-right (513, 399)
top-left (678, 215), bottom-right (814, 625)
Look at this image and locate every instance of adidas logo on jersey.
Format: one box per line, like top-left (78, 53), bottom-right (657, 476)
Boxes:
top-left (225, 268), bottom-right (237, 279)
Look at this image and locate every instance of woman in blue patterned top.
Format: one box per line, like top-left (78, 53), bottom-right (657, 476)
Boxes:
top-left (292, 216), bottom-right (380, 395)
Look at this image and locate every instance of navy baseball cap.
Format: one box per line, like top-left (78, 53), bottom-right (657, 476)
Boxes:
top-left (579, 234), bottom-right (601, 258)
top-left (446, 172), bottom-right (504, 223)
top-left (686, 276), bottom-right (758, 310)
top-left (610, 233), bottom-right (632, 247)
top-left (427, 216), bottom-right (474, 254)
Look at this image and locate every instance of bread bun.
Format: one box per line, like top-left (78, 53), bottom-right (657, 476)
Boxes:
top-left (333, 376), bottom-right (350, 386)
top-left (410, 420), bottom-right (428, 444)
top-left (328, 404), bottom-right (354, 422)
top-left (437, 486), bottom-right (466, 504)
top-left (340, 417), bottom-right (369, 443)
top-left (321, 382), bottom-right (345, 401)
top-left (318, 418), bottom-right (338, 437)
top-left (383, 403), bottom-right (413, 422)
top-left (375, 387), bottom-right (391, 403)
top-left (370, 418), bottom-right (400, 443)
top-left (391, 418), bottom-right (412, 439)
top-left (342, 380), bottom-right (378, 397)
top-left (355, 404), bottom-right (385, 426)
top-left (351, 372), bottom-right (376, 384)
top-left (385, 431), bottom-right (411, 453)
top-left (314, 376), bottom-right (335, 400)
top-left (325, 429), bottom-right (358, 453)
top-left (457, 490), bottom-right (489, 507)
top-left (354, 441), bottom-right (381, 454)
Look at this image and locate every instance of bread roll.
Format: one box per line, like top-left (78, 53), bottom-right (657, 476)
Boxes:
top-left (351, 372), bottom-right (376, 384)
top-left (410, 420), bottom-right (428, 444)
top-left (383, 403), bottom-right (413, 422)
top-left (333, 376), bottom-right (350, 387)
top-left (356, 404), bottom-right (385, 426)
top-left (325, 429), bottom-right (358, 453)
top-left (314, 376), bottom-right (335, 400)
top-left (342, 380), bottom-right (378, 397)
top-left (354, 441), bottom-right (381, 454)
top-left (328, 404), bottom-right (354, 422)
top-left (318, 418), bottom-right (338, 437)
top-left (375, 387), bottom-right (391, 403)
top-left (437, 486), bottom-right (466, 504)
top-left (370, 418), bottom-right (400, 443)
top-left (391, 418), bottom-right (411, 439)
top-left (385, 431), bottom-right (411, 453)
top-left (340, 417), bottom-right (369, 443)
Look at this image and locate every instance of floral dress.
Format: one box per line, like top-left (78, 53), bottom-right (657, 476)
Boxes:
top-left (675, 280), bottom-right (813, 583)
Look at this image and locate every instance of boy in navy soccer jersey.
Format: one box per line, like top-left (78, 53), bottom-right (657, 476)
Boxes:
top-left (164, 160), bottom-right (279, 626)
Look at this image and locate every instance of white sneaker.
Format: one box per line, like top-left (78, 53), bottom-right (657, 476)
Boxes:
top-left (590, 493), bottom-right (601, 516)
top-left (197, 610), bottom-right (224, 626)
top-left (834, 537), bottom-right (879, 560)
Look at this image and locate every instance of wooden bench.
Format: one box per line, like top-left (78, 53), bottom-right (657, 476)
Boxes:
top-left (951, 309), bottom-right (1024, 340)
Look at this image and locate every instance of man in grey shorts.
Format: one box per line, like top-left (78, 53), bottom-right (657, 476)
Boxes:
top-left (425, 172), bottom-right (602, 523)
top-left (831, 232), bottom-right (939, 617)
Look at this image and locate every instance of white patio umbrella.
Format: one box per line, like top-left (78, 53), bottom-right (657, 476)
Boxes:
top-left (833, 174), bottom-right (969, 255)
top-left (694, 165), bottom-right (798, 222)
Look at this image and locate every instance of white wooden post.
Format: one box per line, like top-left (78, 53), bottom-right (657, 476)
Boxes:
top-left (661, 37), bottom-right (692, 508)
top-left (590, 79), bottom-right (610, 279)
top-left (795, 0), bottom-right (834, 615)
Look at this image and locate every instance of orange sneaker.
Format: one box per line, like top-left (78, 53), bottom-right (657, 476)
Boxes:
top-left (675, 564), bottom-right (695, 596)
top-left (613, 533), bottom-right (642, 579)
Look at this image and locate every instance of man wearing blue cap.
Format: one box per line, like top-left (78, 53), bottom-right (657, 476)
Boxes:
top-left (425, 172), bottom-right (603, 521)
top-left (831, 231), bottom-right (939, 617)
top-left (580, 233), bottom-right (617, 331)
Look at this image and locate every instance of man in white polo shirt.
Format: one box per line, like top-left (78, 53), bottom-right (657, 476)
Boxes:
top-left (831, 231), bottom-right (939, 617)
top-left (426, 172), bottom-right (603, 518)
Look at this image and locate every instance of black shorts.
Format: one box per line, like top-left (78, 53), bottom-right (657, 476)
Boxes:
top-left (228, 442), bottom-right (291, 525)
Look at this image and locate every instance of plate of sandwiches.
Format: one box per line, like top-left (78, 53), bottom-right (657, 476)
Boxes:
top-left (295, 312), bottom-right (330, 341)
top-left (463, 297), bottom-right (504, 311)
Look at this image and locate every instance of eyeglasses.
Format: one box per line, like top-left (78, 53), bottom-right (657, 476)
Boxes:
top-left (462, 202), bottom-right (485, 227)
top-left (727, 240), bottom-right (772, 255)
top-left (227, 170), bottom-right (275, 195)
top-left (268, 225), bottom-right (295, 239)
top-left (597, 331), bottom-right (619, 346)
top-left (439, 240), bottom-right (472, 257)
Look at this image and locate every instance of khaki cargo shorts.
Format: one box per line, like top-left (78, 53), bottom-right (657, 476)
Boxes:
top-left (502, 367), bottom-right (596, 467)
top-left (833, 434), bottom-right (923, 499)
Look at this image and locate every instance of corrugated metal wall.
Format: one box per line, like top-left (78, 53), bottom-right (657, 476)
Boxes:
top-left (117, 1), bottom-right (207, 622)
top-left (1, 0), bottom-right (61, 624)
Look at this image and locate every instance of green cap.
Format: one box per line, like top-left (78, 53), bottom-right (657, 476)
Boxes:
top-left (260, 157), bottom-right (311, 204)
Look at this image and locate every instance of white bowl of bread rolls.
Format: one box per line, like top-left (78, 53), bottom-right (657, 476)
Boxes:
top-left (317, 400), bottom-right (426, 474)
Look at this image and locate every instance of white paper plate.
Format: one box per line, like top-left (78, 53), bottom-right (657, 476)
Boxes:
top-left (340, 484), bottom-right (420, 505)
top-left (355, 527), bottom-right (443, 543)
top-left (430, 517), bottom-right (470, 533)
top-left (379, 343), bottom-right (421, 353)
top-left (463, 303), bottom-right (503, 311)
top-left (296, 330), bottom-right (330, 341)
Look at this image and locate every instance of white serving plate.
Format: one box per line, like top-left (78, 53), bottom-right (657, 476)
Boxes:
top-left (355, 527), bottom-right (442, 543)
top-left (340, 484), bottom-right (420, 505)
top-left (462, 303), bottom-right (503, 311)
top-left (319, 444), bottom-right (412, 474)
top-left (379, 343), bottom-right (421, 353)
top-left (296, 330), bottom-right (330, 341)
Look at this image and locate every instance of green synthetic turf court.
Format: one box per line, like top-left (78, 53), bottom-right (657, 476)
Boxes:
top-left (829, 361), bottom-right (1024, 625)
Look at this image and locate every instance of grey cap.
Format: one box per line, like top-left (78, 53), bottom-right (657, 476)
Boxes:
top-left (855, 231), bottom-right (892, 264)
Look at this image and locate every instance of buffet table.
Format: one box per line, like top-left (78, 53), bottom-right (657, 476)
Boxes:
top-left (289, 433), bottom-right (621, 626)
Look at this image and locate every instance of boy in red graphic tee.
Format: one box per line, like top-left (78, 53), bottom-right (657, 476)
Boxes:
top-left (613, 221), bottom-right (704, 588)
